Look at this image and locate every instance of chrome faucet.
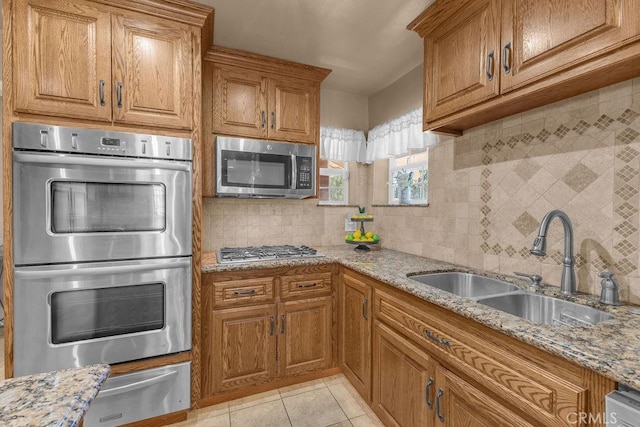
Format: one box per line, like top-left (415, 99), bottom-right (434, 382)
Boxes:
top-left (530, 210), bottom-right (577, 296)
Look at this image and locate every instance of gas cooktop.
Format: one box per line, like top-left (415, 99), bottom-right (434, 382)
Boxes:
top-left (216, 245), bottom-right (324, 264)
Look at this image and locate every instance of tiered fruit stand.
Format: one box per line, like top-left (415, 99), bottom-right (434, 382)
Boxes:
top-left (346, 213), bottom-right (379, 251)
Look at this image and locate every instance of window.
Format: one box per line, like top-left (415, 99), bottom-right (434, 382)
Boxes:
top-left (388, 149), bottom-right (429, 205)
top-left (319, 159), bottom-right (349, 205)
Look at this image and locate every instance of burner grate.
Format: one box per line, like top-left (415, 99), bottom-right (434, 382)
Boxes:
top-left (217, 245), bottom-right (323, 264)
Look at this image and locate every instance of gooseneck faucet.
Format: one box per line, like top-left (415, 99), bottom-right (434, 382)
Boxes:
top-left (530, 210), bottom-right (577, 296)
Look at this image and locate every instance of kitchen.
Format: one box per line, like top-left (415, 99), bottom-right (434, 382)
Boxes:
top-left (3, 0), bottom-right (640, 426)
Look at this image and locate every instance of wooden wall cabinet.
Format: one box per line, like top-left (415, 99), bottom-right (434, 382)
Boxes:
top-left (339, 270), bottom-right (373, 401)
top-left (201, 264), bottom-right (337, 402)
top-left (14, 0), bottom-right (195, 130)
top-left (208, 46), bottom-right (330, 144)
top-left (409, 0), bottom-right (640, 134)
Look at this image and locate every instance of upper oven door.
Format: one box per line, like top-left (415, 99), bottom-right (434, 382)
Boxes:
top-left (13, 152), bottom-right (192, 265)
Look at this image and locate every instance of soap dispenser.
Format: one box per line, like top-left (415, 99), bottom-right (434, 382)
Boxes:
top-left (598, 270), bottom-right (620, 306)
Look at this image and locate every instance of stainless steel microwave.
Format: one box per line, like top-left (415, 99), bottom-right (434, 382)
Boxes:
top-left (216, 136), bottom-right (316, 199)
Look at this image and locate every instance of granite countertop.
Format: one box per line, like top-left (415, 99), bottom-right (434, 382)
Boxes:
top-left (0, 364), bottom-right (110, 427)
top-left (202, 246), bottom-right (640, 389)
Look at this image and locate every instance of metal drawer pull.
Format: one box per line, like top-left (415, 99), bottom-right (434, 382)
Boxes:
top-left (271, 111), bottom-right (275, 129)
top-left (362, 298), bottom-right (368, 320)
top-left (99, 79), bottom-right (106, 106)
top-left (233, 289), bottom-right (257, 296)
top-left (436, 388), bottom-right (445, 423)
top-left (425, 377), bottom-right (434, 409)
top-left (99, 370), bottom-right (177, 399)
top-left (297, 283), bottom-right (317, 288)
top-left (280, 314), bottom-right (286, 333)
top-left (424, 329), bottom-right (451, 348)
top-left (261, 110), bottom-right (266, 128)
top-left (270, 316), bottom-right (275, 336)
top-left (116, 82), bottom-right (123, 108)
top-left (486, 50), bottom-right (495, 81)
top-left (503, 42), bottom-right (512, 74)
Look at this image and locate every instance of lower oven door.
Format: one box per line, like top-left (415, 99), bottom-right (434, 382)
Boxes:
top-left (13, 257), bottom-right (191, 377)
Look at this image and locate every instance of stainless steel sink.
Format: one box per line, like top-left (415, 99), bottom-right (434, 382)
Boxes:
top-left (476, 293), bottom-right (614, 326)
top-left (408, 272), bottom-right (520, 298)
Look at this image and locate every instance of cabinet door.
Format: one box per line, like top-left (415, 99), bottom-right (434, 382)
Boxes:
top-left (501, 0), bottom-right (640, 92)
top-left (14, 0), bottom-right (112, 121)
top-left (434, 365), bottom-right (533, 427)
top-left (340, 274), bottom-right (372, 401)
top-left (278, 297), bottom-right (332, 377)
top-left (212, 65), bottom-right (268, 139)
top-left (423, 0), bottom-right (501, 123)
top-left (372, 322), bottom-right (434, 427)
top-left (112, 14), bottom-right (193, 129)
top-left (207, 305), bottom-right (277, 395)
top-left (267, 78), bottom-right (318, 144)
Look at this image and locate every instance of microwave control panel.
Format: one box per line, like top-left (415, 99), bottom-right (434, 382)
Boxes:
top-left (296, 157), bottom-right (313, 189)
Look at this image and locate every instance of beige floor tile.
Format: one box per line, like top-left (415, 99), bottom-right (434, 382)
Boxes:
top-left (328, 422), bottom-right (353, 427)
top-left (328, 383), bottom-right (371, 418)
top-left (283, 388), bottom-right (348, 427)
top-left (230, 399), bottom-right (291, 427)
top-left (193, 414), bottom-right (230, 427)
top-left (191, 402), bottom-right (229, 421)
top-left (322, 374), bottom-right (347, 386)
top-left (279, 378), bottom-right (327, 398)
top-left (349, 413), bottom-right (384, 427)
top-left (228, 389), bottom-right (281, 412)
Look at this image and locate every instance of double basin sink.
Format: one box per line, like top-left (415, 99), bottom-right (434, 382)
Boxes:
top-left (408, 272), bottom-right (614, 326)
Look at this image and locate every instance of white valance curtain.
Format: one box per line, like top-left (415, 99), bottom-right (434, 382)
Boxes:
top-left (319, 127), bottom-right (366, 161)
top-left (364, 107), bottom-right (437, 163)
top-left (320, 107), bottom-right (437, 163)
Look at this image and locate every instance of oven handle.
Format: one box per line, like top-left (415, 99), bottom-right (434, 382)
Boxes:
top-left (13, 152), bottom-right (191, 172)
top-left (98, 369), bottom-right (178, 399)
top-left (14, 259), bottom-right (191, 279)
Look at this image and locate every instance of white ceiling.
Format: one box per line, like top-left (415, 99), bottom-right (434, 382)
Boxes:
top-left (196, 0), bottom-right (433, 96)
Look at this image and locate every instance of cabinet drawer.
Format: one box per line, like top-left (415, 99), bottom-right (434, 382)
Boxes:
top-left (374, 290), bottom-right (587, 426)
top-left (212, 277), bottom-right (275, 308)
top-left (280, 272), bottom-right (332, 300)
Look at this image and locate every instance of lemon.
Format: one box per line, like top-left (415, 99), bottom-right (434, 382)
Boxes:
top-left (365, 231), bottom-right (373, 239)
top-left (353, 230), bottom-right (362, 239)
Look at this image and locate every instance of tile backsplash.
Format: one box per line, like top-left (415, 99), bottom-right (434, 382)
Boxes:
top-left (203, 78), bottom-right (640, 304)
top-left (372, 78), bottom-right (640, 304)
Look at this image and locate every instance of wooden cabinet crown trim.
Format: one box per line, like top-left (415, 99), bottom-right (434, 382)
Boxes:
top-left (206, 45), bottom-right (332, 83)
top-left (407, 0), bottom-right (461, 36)
top-left (90, 0), bottom-right (213, 26)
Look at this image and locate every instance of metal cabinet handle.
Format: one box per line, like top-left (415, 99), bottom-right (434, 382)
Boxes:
top-left (233, 289), bottom-right (257, 295)
top-left (271, 111), bottom-right (275, 129)
top-left (297, 283), bottom-right (317, 289)
top-left (270, 316), bottom-right (275, 336)
top-left (280, 314), bottom-right (286, 334)
top-left (261, 110), bottom-right (266, 128)
top-left (424, 329), bottom-right (451, 348)
top-left (435, 388), bottom-right (445, 423)
top-left (503, 42), bottom-right (512, 74)
top-left (99, 79), bottom-right (106, 106)
top-left (362, 298), bottom-right (368, 320)
top-left (425, 377), bottom-right (434, 409)
top-left (116, 82), bottom-right (123, 108)
top-left (486, 51), bottom-right (495, 81)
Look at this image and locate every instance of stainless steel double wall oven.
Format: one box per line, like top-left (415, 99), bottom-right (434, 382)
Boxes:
top-left (12, 122), bottom-right (193, 379)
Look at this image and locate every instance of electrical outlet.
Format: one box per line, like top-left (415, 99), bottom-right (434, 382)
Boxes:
top-left (345, 218), bottom-right (357, 232)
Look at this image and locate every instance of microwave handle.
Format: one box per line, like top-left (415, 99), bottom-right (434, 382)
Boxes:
top-left (291, 154), bottom-right (297, 190)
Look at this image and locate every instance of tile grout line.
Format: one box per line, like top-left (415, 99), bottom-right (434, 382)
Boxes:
top-left (325, 384), bottom-right (350, 425)
top-left (279, 394), bottom-right (294, 427)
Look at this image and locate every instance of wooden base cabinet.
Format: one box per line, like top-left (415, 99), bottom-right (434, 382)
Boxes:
top-left (339, 271), bottom-right (373, 401)
top-left (201, 265), bottom-right (337, 401)
top-left (372, 322), bottom-right (433, 427)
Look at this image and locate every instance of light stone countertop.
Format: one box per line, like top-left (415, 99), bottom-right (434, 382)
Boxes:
top-left (0, 364), bottom-right (110, 426)
top-left (202, 246), bottom-right (640, 389)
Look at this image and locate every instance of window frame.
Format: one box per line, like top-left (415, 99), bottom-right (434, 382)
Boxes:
top-left (318, 160), bottom-right (350, 206)
top-left (388, 149), bottom-right (429, 205)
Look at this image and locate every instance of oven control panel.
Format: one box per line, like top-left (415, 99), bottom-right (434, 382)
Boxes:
top-left (296, 156), bottom-right (313, 189)
top-left (12, 122), bottom-right (192, 161)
